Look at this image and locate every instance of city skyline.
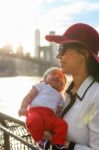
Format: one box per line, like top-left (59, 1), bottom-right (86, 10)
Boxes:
top-left (0, 0), bottom-right (99, 55)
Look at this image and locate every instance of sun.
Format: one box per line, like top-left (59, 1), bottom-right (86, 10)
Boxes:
top-left (0, 0), bottom-right (41, 55)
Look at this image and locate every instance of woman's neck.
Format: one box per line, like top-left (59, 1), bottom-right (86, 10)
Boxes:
top-left (72, 73), bottom-right (89, 94)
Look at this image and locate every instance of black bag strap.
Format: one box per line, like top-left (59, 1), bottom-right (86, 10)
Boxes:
top-left (61, 94), bottom-right (76, 118)
top-left (61, 81), bottom-right (76, 118)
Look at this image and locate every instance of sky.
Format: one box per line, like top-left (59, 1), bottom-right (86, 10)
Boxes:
top-left (0, 0), bottom-right (99, 55)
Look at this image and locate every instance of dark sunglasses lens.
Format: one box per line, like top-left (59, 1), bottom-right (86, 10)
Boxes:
top-left (58, 45), bottom-right (65, 55)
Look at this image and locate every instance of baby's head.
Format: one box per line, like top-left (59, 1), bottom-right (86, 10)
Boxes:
top-left (43, 67), bottom-right (66, 92)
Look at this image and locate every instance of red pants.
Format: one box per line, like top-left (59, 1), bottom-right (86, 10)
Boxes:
top-left (26, 107), bottom-right (68, 145)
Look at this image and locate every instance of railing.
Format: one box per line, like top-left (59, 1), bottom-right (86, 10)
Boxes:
top-left (0, 112), bottom-right (40, 150)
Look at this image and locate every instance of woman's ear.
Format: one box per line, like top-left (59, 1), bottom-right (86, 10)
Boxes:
top-left (81, 49), bottom-right (90, 59)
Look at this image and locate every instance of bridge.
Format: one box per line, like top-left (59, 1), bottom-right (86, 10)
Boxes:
top-left (0, 53), bottom-right (58, 77)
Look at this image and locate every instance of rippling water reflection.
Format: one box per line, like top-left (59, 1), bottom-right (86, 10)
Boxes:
top-left (0, 76), bottom-right (41, 120)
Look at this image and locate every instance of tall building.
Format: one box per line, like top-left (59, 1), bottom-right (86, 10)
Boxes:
top-left (34, 29), bottom-right (40, 58)
top-left (48, 31), bottom-right (58, 63)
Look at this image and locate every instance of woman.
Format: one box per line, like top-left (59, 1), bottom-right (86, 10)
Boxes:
top-left (45, 23), bottom-right (99, 150)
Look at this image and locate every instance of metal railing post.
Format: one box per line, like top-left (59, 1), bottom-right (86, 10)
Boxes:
top-left (4, 132), bottom-right (10, 150)
top-left (0, 118), bottom-right (10, 150)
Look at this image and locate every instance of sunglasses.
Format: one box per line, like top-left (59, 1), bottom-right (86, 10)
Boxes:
top-left (57, 44), bottom-right (67, 56)
top-left (57, 43), bottom-right (87, 57)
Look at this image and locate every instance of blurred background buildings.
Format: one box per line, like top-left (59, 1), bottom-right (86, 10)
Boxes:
top-left (35, 29), bottom-right (58, 63)
top-left (0, 29), bottom-right (58, 76)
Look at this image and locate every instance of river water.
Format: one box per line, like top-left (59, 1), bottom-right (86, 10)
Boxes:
top-left (0, 76), bottom-right (72, 121)
top-left (0, 76), bottom-right (41, 120)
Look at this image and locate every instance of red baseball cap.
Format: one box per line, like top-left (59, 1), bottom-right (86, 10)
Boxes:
top-left (45, 23), bottom-right (99, 62)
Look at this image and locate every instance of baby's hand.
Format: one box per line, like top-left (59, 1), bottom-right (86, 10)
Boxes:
top-left (18, 108), bottom-right (27, 117)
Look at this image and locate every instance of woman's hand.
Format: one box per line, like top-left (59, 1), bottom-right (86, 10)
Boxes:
top-left (65, 141), bottom-right (70, 149)
top-left (44, 131), bottom-right (52, 141)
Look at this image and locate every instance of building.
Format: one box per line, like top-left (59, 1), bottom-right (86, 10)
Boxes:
top-left (34, 29), bottom-right (40, 58)
top-left (34, 29), bottom-right (58, 64)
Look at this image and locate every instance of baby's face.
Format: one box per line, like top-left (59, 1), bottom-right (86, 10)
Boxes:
top-left (45, 69), bottom-right (66, 92)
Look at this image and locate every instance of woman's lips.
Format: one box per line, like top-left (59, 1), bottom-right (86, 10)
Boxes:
top-left (60, 61), bottom-right (65, 67)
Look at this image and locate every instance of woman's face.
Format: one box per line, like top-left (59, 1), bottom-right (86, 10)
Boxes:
top-left (57, 48), bottom-right (86, 75)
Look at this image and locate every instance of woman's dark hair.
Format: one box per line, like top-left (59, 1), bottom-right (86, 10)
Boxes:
top-left (86, 55), bottom-right (99, 82)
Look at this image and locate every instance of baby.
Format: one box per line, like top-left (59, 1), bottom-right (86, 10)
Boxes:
top-left (18, 67), bottom-right (68, 150)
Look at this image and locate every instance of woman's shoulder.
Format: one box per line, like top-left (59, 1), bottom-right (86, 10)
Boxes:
top-left (90, 81), bottom-right (99, 105)
top-left (92, 81), bottom-right (99, 95)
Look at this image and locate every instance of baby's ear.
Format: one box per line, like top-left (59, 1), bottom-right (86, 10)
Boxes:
top-left (40, 80), bottom-right (44, 82)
